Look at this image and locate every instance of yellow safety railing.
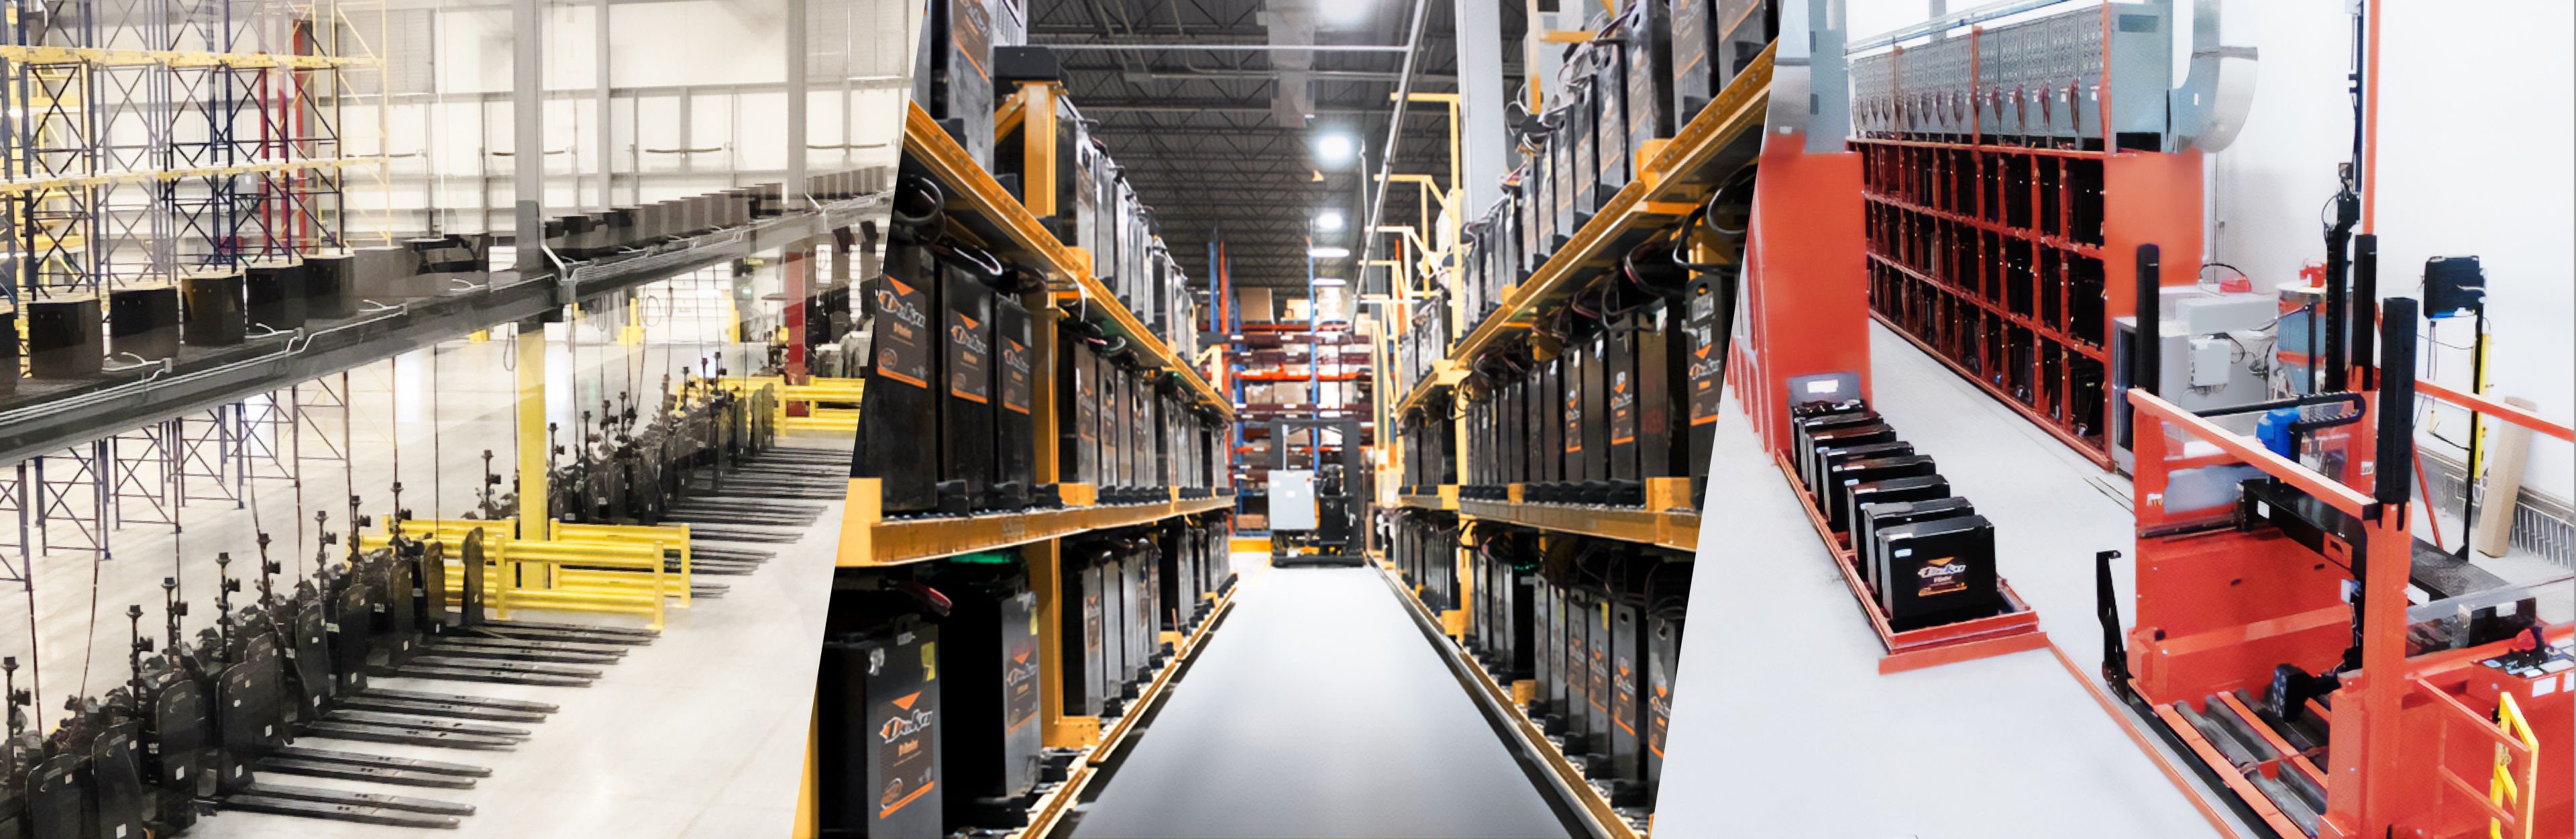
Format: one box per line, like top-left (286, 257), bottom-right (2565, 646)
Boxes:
top-left (368, 520), bottom-right (684, 630)
top-left (2416, 677), bottom-right (2541, 839)
top-left (549, 520), bottom-right (695, 609)
top-left (720, 375), bottom-right (861, 433)
top-left (2491, 692), bottom-right (2536, 839)
top-left (490, 539), bottom-right (667, 630)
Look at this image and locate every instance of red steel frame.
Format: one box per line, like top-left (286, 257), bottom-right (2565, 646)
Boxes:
top-left (1734, 124), bottom-right (1871, 455)
top-left (2124, 387), bottom-right (2571, 839)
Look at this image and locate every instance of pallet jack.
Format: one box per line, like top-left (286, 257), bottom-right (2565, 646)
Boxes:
top-left (2101, 252), bottom-right (2571, 839)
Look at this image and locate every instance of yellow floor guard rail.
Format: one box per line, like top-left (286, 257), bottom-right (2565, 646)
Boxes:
top-left (720, 375), bottom-right (862, 433)
top-left (550, 520), bottom-right (696, 609)
top-left (364, 519), bottom-right (685, 629)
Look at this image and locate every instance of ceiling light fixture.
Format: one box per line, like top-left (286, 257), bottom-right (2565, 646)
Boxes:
top-left (1309, 246), bottom-right (1351, 258)
top-left (1313, 132), bottom-right (1356, 166)
top-left (1313, 209), bottom-right (1345, 232)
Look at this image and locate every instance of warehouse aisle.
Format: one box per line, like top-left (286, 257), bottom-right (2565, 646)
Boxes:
top-left (1068, 558), bottom-right (1569, 838)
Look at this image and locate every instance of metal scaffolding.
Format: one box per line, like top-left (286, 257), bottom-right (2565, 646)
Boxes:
top-left (2, 0), bottom-right (378, 303)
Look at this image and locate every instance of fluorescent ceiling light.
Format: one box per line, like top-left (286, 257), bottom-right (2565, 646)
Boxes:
top-left (1313, 132), bottom-right (1356, 166)
top-left (1313, 277), bottom-right (1348, 286)
top-left (1313, 209), bottom-right (1345, 232)
top-left (1308, 246), bottom-right (1351, 258)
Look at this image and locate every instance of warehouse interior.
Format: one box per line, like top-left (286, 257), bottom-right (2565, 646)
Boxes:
top-left (3, 0), bottom-right (2558, 836)
top-left (0, 0), bottom-right (903, 836)
top-left (843, 0), bottom-right (2571, 838)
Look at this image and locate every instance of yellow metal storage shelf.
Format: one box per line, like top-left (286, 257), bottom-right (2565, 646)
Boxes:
top-left (1395, 45), bottom-right (1776, 416)
top-left (1456, 498), bottom-right (1699, 554)
top-left (902, 102), bottom-right (1230, 420)
top-left (1399, 487), bottom-right (1697, 551)
top-left (841, 479), bottom-right (1233, 566)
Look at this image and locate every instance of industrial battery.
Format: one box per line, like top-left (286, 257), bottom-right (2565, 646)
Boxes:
top-left (939, 250), bottom-right (1002, 513)
top-left (1059, 540), bottom-right (1115, 719)
top-left (990, 269), bottom-right (1042, 510)
top-left (818, 591), bottom-right (944, 839)
top-left (859, 222), bottom-right (944, 515)
top-left (1856, 497), bottom-right (1978, 593)
top-left (1870, 515), bottom-right (2002, 631)
top-left (925, 562), bottom-right (1046, 829)
top-left (918, 0), bottom-right (995, 168)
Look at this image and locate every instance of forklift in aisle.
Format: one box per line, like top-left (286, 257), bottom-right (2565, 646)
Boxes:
top-left (1265, 417), bottom-right (1366, 568)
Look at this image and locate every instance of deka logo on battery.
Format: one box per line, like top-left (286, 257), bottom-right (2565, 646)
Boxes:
top-left (879, 692), bottom-right (936, 744)
top-left (949, 314), bottom-right (988, 356)
top-left (1917, 556), bottom-right (1968, 595)
top-left (875, 278), bottom-right (928, 330)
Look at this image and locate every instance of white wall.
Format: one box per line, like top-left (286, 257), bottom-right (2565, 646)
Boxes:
top-left (2209, 0), bottom-right (2573, 500)
top-left (1847, 0), bottom-right (2575, 500)
top-left (345, 0), bottom-right (912, 235)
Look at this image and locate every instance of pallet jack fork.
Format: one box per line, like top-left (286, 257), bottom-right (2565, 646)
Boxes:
top-left (2104, 292), bottom-right (2571, 839)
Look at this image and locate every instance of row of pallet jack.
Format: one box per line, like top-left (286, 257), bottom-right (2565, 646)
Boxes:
top-left (1389, 511), bottom-right (1691, 832)
top-left (0, 365), bottom-right (855, 836)
top-left (0, 526), bottom-right (651, 836)
top-left (816, 514), bottom-right (1236, 838)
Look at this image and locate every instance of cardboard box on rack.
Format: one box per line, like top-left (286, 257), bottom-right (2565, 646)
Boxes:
top-left (1238, 287), bottom-right (1275, 323)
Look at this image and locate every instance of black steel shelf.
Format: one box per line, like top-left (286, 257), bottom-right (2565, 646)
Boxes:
top-left (0, 191), bottom-right (889, 466)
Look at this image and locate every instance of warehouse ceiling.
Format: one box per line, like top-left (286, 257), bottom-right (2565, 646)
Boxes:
top-left (1030, 0), bottom-right (1523, 295)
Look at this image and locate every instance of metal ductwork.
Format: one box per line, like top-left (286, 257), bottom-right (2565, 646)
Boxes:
top-left (1261, 0), bottom-right (1320, 128)
top-left (2168, 0), bottom-right (2257, 152)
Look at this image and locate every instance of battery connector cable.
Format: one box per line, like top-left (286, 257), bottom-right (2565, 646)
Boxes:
top-left (890, 173), bottom-right (947, 240)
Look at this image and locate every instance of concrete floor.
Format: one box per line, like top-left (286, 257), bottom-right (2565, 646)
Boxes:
top-left (0, 269), bottom-right (844, 838)
top-left (1067, 556), bottom-right (1569, 839)
top-left (1651, 326), bottom-right (2240, 838)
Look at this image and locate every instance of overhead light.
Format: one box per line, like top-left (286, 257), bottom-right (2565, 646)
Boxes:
top-left (1320, 0), bottom-right (1368, 24)
top-left (1313, 132), bottom-right (1356, 166)
top-left (1308, 246), bottom-right (1350, 258)
top-left (1313, 277), bottom-right (1348, 287)
top-left (1313, 209), bottom-right (1344, 232)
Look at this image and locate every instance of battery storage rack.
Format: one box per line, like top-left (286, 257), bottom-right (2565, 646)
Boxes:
top-left (1377, 34), bottom-right (1792, 839)
top-left (825, 100), bottom-right (1243, 839)
top-left (1393, 46), bottom-right (1774, 423)
top-left (841, 102), bottom-right (1236, 569)
top-left (1848, 3), bottom-right (2205, 470)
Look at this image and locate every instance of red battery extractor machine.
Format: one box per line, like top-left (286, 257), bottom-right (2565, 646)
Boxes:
top-left (2104, 280), bottom-right (2571, 839)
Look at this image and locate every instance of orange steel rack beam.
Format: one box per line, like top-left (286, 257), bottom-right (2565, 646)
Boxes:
top-left (1457, 497), bottom-right (1700, 554)
top-left (841, 478), bottom-right (1232, 566)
